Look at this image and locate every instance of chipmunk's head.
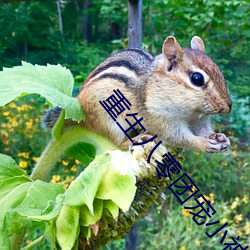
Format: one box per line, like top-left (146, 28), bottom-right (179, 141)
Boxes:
top-left (151, 36), bottom-right (232, 117)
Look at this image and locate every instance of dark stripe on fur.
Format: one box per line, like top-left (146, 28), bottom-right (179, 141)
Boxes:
top-left (125, 48), bottom-right (154, 62)
top-left (96, 73), bottom-right (130, 85)
top-left (91, 60), bottom-right (140, 79)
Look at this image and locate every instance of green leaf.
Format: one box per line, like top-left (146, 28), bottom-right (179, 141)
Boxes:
top-left (64, 153), bottom-right (111, 213)
top-left (0, 154), bottom-right (30, 181)
top-left (0, 182), bottom-right (33, 247)
top-left (64, 150), bottom-right (137, 214)
top-left (0, 231), bottom-right (10, 250)
top-left (0, 176), bottom-right (32, 201)
top-left (45, 220), bottom-right (56, 249)
top-left (103, 200), bottom-right (119, 219)
top-left (0, 182), bottom-right (33, 218)
top-left (0, 154), bottom-right (65, 245)
top-left (20, 181), bottom-right (64, 213)
top-left (65, 142), bottom-right (96, 165)
top-left (0, 62), bottom-right (85, 122)
top-left (52, 109), bottom-right (65, 139)
top-left (3, 211), bottom-right (30, 237)
top-left (56, 205), bottom-right (80, 250)
top-left (79, 199), bottom-right (103, 226)
top-left (96, 166), bottom-right (136, 212)
top-left (27, 199), bottom-right (63, 222)
top-left (1, 182), bottom-right (64, 237)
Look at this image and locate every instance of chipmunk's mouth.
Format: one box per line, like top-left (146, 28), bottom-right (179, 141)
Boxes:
top-left (204, 100), bottom-right (232, 115)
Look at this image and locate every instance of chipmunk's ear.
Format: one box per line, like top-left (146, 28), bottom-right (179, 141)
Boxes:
top-left (162, 36), bottom-right (184, 63)
top-left (191, 36), bottom-right (205, 52)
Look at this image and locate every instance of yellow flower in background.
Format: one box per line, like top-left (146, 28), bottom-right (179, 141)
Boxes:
top-left (221, 218), bottom-right (227, 224)
top-left (51, 175), bottom-right (61, 183)
top-left (11, 119), bottom-right (18, 127)
top-left (19, 161), bottom-right (28, 169)
top-left (232, 150), bottom-right (237, 156)
top-left (18, 152), bottom-right (30, 158)
top-left (62, 160), bottom-right (69, 166)
top-left (234, 214), bottom-right (243, 224)
top-left (17, 106), bottom-right (24, 112)
top-left (0, 130), bottom-right (8, 138)
top-left (221, 162), bottom-right (228, 167)
top-left (179, 247), bottom-right (186, 250)
top-left (17, 105), bottom-right (31, 112)
top-left (9, 102), bottom-right (16, 108)
top-left (182, 209), bottom-right (191, 217)
top-left (203, 195), bottom-right (210, 201)
top-left (191, 185), bottom-right (197, 192)
top-left (243, 195), bottom-right (249, 204)
top-left (244, 221), bottom-right (250, 234)
top-left (3, 138), bottom-right (9, 145)
top-left (66, 176), bottom-right (75, 182)
top-left (4, 147), bottom-right (10, 152)
top-left (26, 121), bottom-right (33, 129)
top-left (32, 157), bottom-right (39, 162)
top-left (75, 159), bottom-right (81, 165)
top-left (209, 193), bottom-right (215, 204)
top-left (71, 165), bottom-right (77, 172)
top-left (3, 111), bottom-right (9, 116)
top-left (236, 229), bottom-right (242, 237)
top-left (231, 197), bottom-right (240, 209)
top-left (194, 238), bottom-right (201, 247)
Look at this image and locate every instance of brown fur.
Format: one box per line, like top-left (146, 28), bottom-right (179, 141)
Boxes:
top-left (77, 36), bottom-right (231, 152)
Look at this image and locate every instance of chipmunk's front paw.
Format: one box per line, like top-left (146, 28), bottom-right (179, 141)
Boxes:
top-left (206, 133), bottom-right (230, 152)
top-left (129, 134), bottom-right (156, 152)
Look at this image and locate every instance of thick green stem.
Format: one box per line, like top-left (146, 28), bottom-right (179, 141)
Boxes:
top-left (30, 126), bottom-right (118, 181)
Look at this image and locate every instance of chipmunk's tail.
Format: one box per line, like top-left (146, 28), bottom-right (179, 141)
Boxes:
top-left (41, 106), bottom-right (62, 130)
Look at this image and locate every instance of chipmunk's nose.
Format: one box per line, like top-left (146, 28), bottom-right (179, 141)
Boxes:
top-left (219, 101), bottom-right (232, 114)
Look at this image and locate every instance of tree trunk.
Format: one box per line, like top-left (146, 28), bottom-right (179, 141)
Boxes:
top-left (128, 0), bottom-right (142, 49)
top-left (82, 0), bottom-right (89, 41)
top-left (56, 0), bottom-right (63, 36)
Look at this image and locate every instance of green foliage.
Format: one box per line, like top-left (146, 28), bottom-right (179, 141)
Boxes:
top-left (0, 139), bottom-right (147, 248)
top-left (0, 1), bottom-right (249, 249)
top-left (143, 0), bottom-right (250, 99)
top-left (214, 97), bottom-right (250, 138)
top-left (61, 42), bottom-right (111, 86)
top-left (0, 154), bottom-right (64, 249)
top-left (0, 0), bottom-right (249, 99)
top-left (0, 62), bottom-right (84, 122)
top-left (137, 199), bottom-right (249, 250)
top-left (131, 141), bottom-right (250, 249)
top-left (66, 142), bottom-right (96, 165)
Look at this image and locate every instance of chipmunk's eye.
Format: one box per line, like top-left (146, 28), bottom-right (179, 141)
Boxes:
top-left (190, 72), bottom-right (204, 87)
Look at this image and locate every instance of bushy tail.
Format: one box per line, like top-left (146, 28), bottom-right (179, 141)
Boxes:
top-left (41, 106), bottom-right (62, 130)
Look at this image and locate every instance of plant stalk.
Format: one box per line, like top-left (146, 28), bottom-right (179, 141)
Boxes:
top-left (30, 125), bottom-right (118, 181)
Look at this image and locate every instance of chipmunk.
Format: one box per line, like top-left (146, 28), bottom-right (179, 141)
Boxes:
top-left (43, 36), bottom-right (232, 153)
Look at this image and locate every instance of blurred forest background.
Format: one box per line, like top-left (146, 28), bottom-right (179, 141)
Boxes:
top-left (0, 0), bottom-right (249, 249)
